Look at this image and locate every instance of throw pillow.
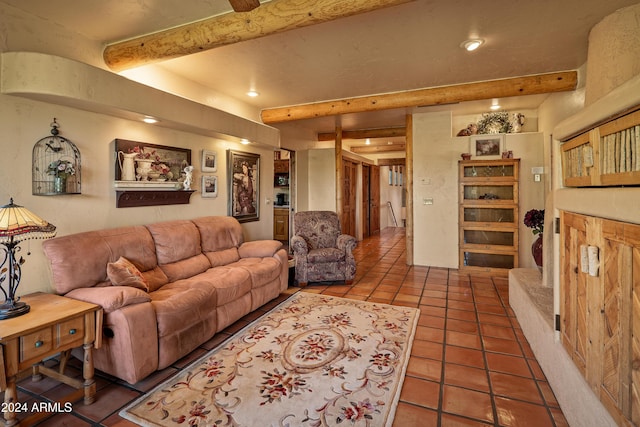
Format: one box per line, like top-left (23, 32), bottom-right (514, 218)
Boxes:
top-left (107, 256), bottom-right (149, 292)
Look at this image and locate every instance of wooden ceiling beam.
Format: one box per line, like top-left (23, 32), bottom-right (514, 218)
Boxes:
top-left (351, 143), bottom-right (406, 154)
top-left (318, 126), bottom-right (406, 141)
top-left (377, 158), bottom-right (406, 166)
top-left (103, 0), bottom-right (415, 71)
top-left (261, 71), bottom-right (578, 123)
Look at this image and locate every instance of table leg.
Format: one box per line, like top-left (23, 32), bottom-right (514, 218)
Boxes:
top-left (3, 375), bottom-right (18, 426)
top-left (32, 363), bottom-right (43, 382)
top-left (82, 342), bottom-right (96, 405)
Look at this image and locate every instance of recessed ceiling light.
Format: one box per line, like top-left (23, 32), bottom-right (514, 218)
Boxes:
top-left (142, 116), bottom-right (158, 124)
top-left (365, 138), bottom-right (371, 145)
top-left (247, 90), bottom-right (259, 97)
top-left (461, 39), bottom-right (484, 52)
top-left (490, 98), bottom-right (501, 110)
top-left (240, 139), bottom-right (251, 145)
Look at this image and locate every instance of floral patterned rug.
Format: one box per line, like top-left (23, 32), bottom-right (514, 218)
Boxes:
top-left (120, 292), bottom-right (419, 427)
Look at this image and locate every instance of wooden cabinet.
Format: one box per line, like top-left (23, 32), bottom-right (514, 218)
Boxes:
top-left (560, 211), bottom-right (640, 425)
top-left (561, 107), bottom-right (640, 187)
top-left (458, 159), bottom-right (519, 276)
top-left (274, 208), bottom-right (289, 241)
top-left (274, 159), bottom-right (289, 173)
top-left (274, 159), bottom-right (289, 187)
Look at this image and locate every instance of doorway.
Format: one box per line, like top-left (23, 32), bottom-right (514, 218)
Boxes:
top-left (362, 163), bottom-right (381, 238)
top-left (341, 158), bottom-right (357, 236)
top-left (273, 149), bottom-right (295, 249)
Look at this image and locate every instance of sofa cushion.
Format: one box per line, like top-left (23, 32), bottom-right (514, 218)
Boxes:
top-left (203, 247), bottom-right (240, 268)
top-left (158, 254), bottom-right (212, 283)
top-left (193, 216), bottom-right (243, 252)
top-left (231, 257), bottom-right (282, 288)
top-left (149, 282), bottom-right (217, 340)
top-left (107, 257), bottom-right (149, 291)
top-left (146, 220), bottom-right (203, 265)
top-left (43, 225), bottom-right (159, 294)
top-left (193, 267), bottom-right (252, 305)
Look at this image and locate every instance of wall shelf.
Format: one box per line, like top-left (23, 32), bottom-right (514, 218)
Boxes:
top-left (116, 190), bottom-right (195, 208)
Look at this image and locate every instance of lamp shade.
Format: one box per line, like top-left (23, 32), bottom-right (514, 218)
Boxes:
top-left (0, 198), bottom-right (56, 319)
top-left (0, 198), bottom-right (56, 243)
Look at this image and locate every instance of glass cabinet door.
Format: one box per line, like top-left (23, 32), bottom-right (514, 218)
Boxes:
top-left (463, 229), bottom-right (514, 247)
top-left (463, 252), bottom-right (515, 269)
top-left (462, 184), bottom-right (515, 202)
top-left (463, 164), bottom-right (515, 178)
top-left (462, 207), bottom-right (515, 224)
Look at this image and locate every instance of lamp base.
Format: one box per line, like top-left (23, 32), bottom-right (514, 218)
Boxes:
top-left (0, 300), bottom-right (30, 319)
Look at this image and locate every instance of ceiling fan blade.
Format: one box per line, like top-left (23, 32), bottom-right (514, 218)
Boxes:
top-left (229, 0), bottom-right (261, 12)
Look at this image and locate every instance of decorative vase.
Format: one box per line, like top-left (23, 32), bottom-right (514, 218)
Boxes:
top-left (532, 234), bottom-right (543, 272)
top-left (54, 176), bottom-right (67, 193)
top-left (118, 151), bottom-right (137, 181)
top-left (135, 158), bottom-right (154, 181)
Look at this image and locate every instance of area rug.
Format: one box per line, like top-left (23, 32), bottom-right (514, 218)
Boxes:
top-left (120, 292), bottom-right (420, 427)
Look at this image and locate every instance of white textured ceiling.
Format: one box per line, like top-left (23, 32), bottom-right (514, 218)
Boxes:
top-left (3, 0), bottom-right (639, 143)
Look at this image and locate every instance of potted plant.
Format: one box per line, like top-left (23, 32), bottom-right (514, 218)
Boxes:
top-left (47, 159), bottom-right (76, 193)
top-left (524, 208), bottom-right (544, 271)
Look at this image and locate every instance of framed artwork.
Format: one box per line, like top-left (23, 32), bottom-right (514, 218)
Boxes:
top-left (470, 134), bottom-right (505, 158)
top-left (114, 139), bottom-right (191, 182)
top-left (201, 149), bottom-right (217, 172)
top-left (201, 175), bottom-right (218, 198)
top-left (227, 149), bottom-right (260, 222)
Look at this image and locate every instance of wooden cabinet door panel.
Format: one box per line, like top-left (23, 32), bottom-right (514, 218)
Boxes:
top-left (601, 220), bottom-right (640, 424)
top-left (560, 211), bottom-right (640, 425)
top-left (560, 212), bottom-right (589, 375)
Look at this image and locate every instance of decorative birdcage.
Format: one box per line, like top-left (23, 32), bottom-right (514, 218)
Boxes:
top-left (32, 119), bottom-right (81, 195)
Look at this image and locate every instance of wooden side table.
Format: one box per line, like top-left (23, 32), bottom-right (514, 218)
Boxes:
top-left (0, 293), bottom-right (103, 426)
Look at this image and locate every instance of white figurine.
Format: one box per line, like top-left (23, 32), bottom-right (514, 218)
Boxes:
top-left (183, 165), bottom-right (194, 190)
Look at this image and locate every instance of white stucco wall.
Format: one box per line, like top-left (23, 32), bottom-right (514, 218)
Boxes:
top-left (0, 93), bottom-right (277, 297)
top-left (412, 111), bottom-right (459, 268)
top-left (306, 149), bottom-right (337, 212)
top-left (585, 3), bottom-right (640, 106)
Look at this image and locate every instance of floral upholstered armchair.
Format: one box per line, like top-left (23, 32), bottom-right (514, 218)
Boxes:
top-left (290, 211), bottom-right (357, 287)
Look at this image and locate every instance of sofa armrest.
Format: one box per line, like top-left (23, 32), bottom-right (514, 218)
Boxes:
top-left (65, 286), bottom-right (151, 314)
top-left (290, 235), bottom-right (309, 256)
top-left (337, 234), bottom-right (357, 253)
top-left (238, 240), bottom-right (283, 258)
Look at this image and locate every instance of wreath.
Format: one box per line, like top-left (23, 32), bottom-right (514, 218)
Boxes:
top-left (476, 112), bottom-right (513, 134)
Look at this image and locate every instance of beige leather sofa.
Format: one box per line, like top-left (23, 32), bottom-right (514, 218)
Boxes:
top-left (42, 216), bottom-right (288, 384)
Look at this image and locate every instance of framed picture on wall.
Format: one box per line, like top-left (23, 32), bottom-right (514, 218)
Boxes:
top-left (227, 150), bottom-right (260, 222)
top-left (114, 139), bottom-right (191, 181)
top-left (201, 149), bottom-right (217, 172)
top-left (201, 175), bottom-right (218, 198)
top-left (470, 134), bottom-right (505, 158)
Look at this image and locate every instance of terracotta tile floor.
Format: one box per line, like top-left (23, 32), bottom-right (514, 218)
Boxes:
top-left (2, 227), bottom-right (568, 426)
